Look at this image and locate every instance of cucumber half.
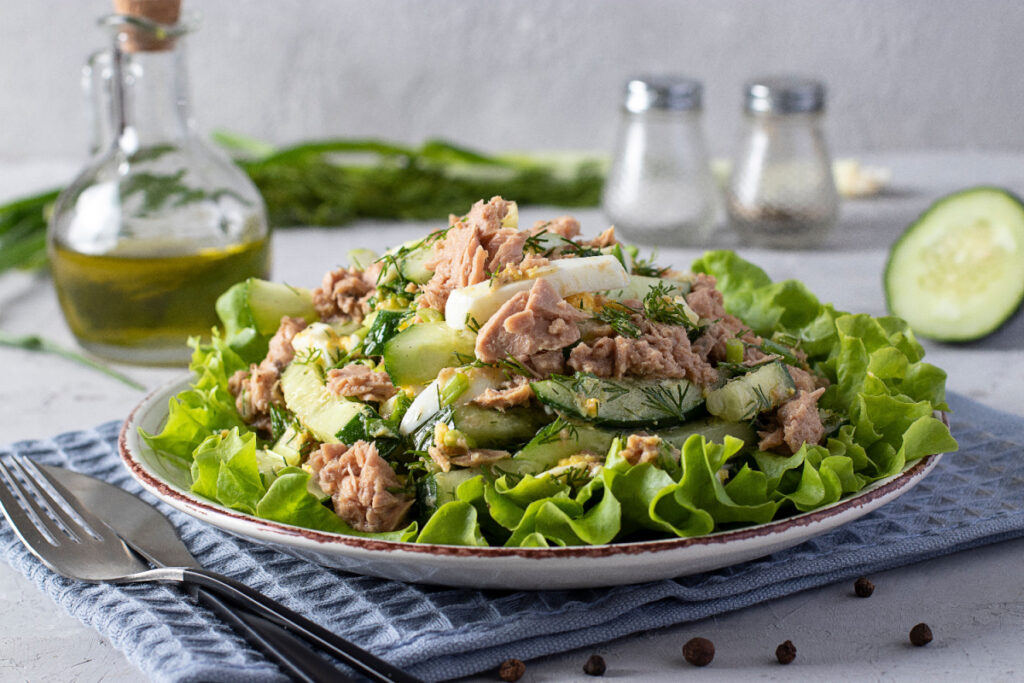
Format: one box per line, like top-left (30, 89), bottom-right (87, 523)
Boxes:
top-left (885, 187), bottom-right (1024, 342)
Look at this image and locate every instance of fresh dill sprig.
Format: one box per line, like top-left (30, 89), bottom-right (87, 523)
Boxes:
top-left (631, 251), bottom-right (669, 278)
top-left (642, 282), bottom-right (693, 328)
top-left (523, 229), bottom-right (550, 255)
top-left (465, 315), bottom-right (482, 334)
top-left (531, 417), bottom-right (580, 446)
top-left (558, 236), bottom-right (602, 258)
top-left (496, 355), bottom-right (535, 377)
top-left (593, 302), bottom-right (642, 338)
top-left (638, 382), bottom-right (696, 421)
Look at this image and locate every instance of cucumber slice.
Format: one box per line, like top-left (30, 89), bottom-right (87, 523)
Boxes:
top-left (216, 278), bottom-right (318, 337)
top-left (396, 241), bottom-right (434, 284)
top-left (705, 362), bottom-right (795, 422)
top-left (530, 374), bottom-right (704, 428)
top-left (658, 417), bottom-right (757, 449)
top-left (602, 275), bottom-right (691, 302)
top-left (417, 469), bottom-right (481, 517)
top-left (453, 404), bottom-right (550, 448)
top-left (885, 187), bottom-right (1024, 341)
top-left (382, 322), bottom-right (477, 386)
top-left (501, 422), bottom-right (616, 477)
top-left (280, 362), bottom-right (370, 443)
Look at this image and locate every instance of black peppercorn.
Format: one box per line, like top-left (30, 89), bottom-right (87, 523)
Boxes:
top-left (683, 637), bottom-right (715, 666)
top-left (775, 640), bottom-right (797, 664)
top-left (498, 658), bottom-right (526, 681)
top-left (583, 654), bottom-right (606, 676)
top-left (910, 623), bottom-right (933, 647)
top-left (854, 576), bottom-right (875, 598)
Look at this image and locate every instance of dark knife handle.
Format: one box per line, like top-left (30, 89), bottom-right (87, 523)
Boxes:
top-left (179, 567), bottom-right (422, 683)
top-left (193, 586), bottom-right (355, 683)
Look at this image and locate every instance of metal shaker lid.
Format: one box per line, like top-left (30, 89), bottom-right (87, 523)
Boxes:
top-left (624, 76), bottom-right (703, 113)
top-left (744, 76), bottom-right (826, 114)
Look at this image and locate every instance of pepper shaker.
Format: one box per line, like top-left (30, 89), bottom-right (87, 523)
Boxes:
top-left (602, 76), bottom-right (719, 247)
top-left (726, 76), bottom-right (838, 248)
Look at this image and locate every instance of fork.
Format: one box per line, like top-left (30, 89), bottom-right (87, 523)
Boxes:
top-left (0, 456), bottom-right (421, 683)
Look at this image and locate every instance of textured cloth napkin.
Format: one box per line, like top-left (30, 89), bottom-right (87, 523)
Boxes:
top-left (2, 392), bottom-right (1023, 683)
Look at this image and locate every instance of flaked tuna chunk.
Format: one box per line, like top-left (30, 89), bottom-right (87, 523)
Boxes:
top-left (466, 195), bottom-right (514, 234)
top-left (471, 374), bottom-right (534, 411)
top-left (567, 318), bottom-right (719, 386)
top-left (313, 263), bottom-right (381, 323)
top-left (228, 316), bottom-right (309, 435)
top-left (757, 387), bottom-right (827, 454)
top-left (474, 278), bottom-right (587, 367)
top-left (327, 364), bottom-right (397, 403)
top-left (483, 228), bottom-right (527, 272)
top-left (532, 215), bottom-right (581, 240)
top-left (686, 273), bottom-right (763, 363)
top-left (421, 224), bottom-right (489, 310)
top-left (265, 316), bottom-right (308, 369)
top-left (584, 226), bottom-right (618, 248)
top-left (619, 434), bottom-right (677, 466)
top-left (308, 441), bottom-right (413, 533)
top-left (421, 197), bottom-right (530, 310)
top-left (428, 446), bottom-right (511, 472)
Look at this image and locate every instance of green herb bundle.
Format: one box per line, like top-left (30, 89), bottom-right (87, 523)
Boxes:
top-left (0, 135), bottom-right (604, 275)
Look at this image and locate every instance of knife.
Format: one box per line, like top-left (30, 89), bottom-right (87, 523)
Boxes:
top-left (41, 464), bottom-right (353, 683)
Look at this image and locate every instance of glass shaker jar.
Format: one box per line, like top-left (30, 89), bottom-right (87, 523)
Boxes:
top-left (602, 76), bottom-right (719, 247)
top-left (48, 0), bottom-right (270, 365)
top-left (726, 76), bottom-right (838, 248)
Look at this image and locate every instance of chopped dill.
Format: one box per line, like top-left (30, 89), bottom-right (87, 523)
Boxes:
top-left (558, 236), bottom-right (602, 258)
top-left (638, 382), bottom-right (696, 421)
top-left (642, 282), bottom-right (694, 328)
top-left (523, 229), bottom-right (550, 254)
top-left (532, 417), bottom-right (580, 445)
top-left (496, 355), bottom-right (535, 377)
top-left (631, 251), bottom-right (669, 278)
top-left (466, 315), bottom-right (482, 334)
top-left (593, 302), bottom-right (642, 338)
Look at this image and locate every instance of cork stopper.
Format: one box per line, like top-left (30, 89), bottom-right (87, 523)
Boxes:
top-left (113, 0), bottom-right (182, 52)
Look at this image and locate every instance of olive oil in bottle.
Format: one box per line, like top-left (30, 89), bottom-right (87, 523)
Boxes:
top-left (51, 240), bottom-right (269, 364)
top-left (49, 0), bottom-right (271, 365)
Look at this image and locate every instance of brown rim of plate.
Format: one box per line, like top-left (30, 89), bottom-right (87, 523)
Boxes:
top-left (119, 380), bottom-right (948, 560)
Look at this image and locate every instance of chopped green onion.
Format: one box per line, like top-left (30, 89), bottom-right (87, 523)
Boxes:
top-left (439, 371), bottom-right (469, 406)
top-left (725, 337), bottom-right (745, 364)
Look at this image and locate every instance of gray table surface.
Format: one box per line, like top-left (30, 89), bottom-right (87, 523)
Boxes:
top-left (0, 152), bottom-right (1022, 682)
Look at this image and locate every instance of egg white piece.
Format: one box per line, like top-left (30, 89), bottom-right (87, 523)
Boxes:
top-left (399, 366), bottom-right (506, 435)
top-left (444, 254), bottom-right (630, 329)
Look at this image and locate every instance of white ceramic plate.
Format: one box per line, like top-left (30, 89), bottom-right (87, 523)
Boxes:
top-left (120, 376), bottom-right (943, 590)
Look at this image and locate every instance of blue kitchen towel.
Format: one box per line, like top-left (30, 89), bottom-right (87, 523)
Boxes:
top-left (1, 391), bottom-right (1023, 683)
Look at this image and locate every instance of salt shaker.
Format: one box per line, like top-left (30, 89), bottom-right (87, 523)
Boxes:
top-left (726, 76), bottom-right (838, 248)
top-left (602, 76), bottom-right (719, 247)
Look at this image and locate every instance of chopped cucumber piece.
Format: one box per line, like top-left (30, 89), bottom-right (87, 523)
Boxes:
top-left (453, 404), bottom-right (550, 447)
top-left (601, 275), bottom-right (690, 302)
top-left (705, 362), bottom-right (795, 422)
top-left (396, 241), bottom-right (434, 284)
top-left (530, 374), bottom-right (704, 428)
top-left (383, 321), bottom-right (476, 386)
top-left (417, 469), bottom-right (481, 518)
top-left (885, 186), bottom-right (1024, 341)
top-left (500, 421), bottom-right (616, 477)
top-left (216, 278), bottom-right (318, 337)
top-left (658, 417), bottom-right (757, 449)
top-left (279, 362), bottom-right (370, 443)
top-left (346, 248), bottom-right (378, 270)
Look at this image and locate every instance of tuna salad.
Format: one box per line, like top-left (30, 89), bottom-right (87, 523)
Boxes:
top-left (143, 197), bottom-right (957, 546)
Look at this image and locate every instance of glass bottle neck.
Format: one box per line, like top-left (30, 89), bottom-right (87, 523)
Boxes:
top-left (110, 42), bottom-right (193, 153)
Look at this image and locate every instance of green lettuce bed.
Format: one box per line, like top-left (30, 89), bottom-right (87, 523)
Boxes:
top-left (141, 250), bottom-right (957, 547)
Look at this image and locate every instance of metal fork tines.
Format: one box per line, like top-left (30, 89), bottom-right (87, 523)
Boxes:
top-left (0, 456), bottom-right (421, 683)
top-left (0, 456), bottom-right (148, 581)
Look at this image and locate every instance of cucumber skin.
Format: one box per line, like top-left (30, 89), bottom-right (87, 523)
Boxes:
top-left (382, 322), bottom-right (477, 386)
top-left (884, 186), bottom-right (1024, 342)
top-left (531, 375), bottom-right (704, 428)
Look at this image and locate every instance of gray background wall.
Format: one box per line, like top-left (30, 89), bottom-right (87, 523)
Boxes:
top-left (2, 0), bottom-right (1022, 161)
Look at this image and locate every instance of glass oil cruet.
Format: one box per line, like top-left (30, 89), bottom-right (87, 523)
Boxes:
top-left (48, 0), bottom-right (270, 365)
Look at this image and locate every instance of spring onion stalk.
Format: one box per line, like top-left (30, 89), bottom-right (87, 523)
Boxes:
top-left (0, 331), bottom-right (145, 390)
